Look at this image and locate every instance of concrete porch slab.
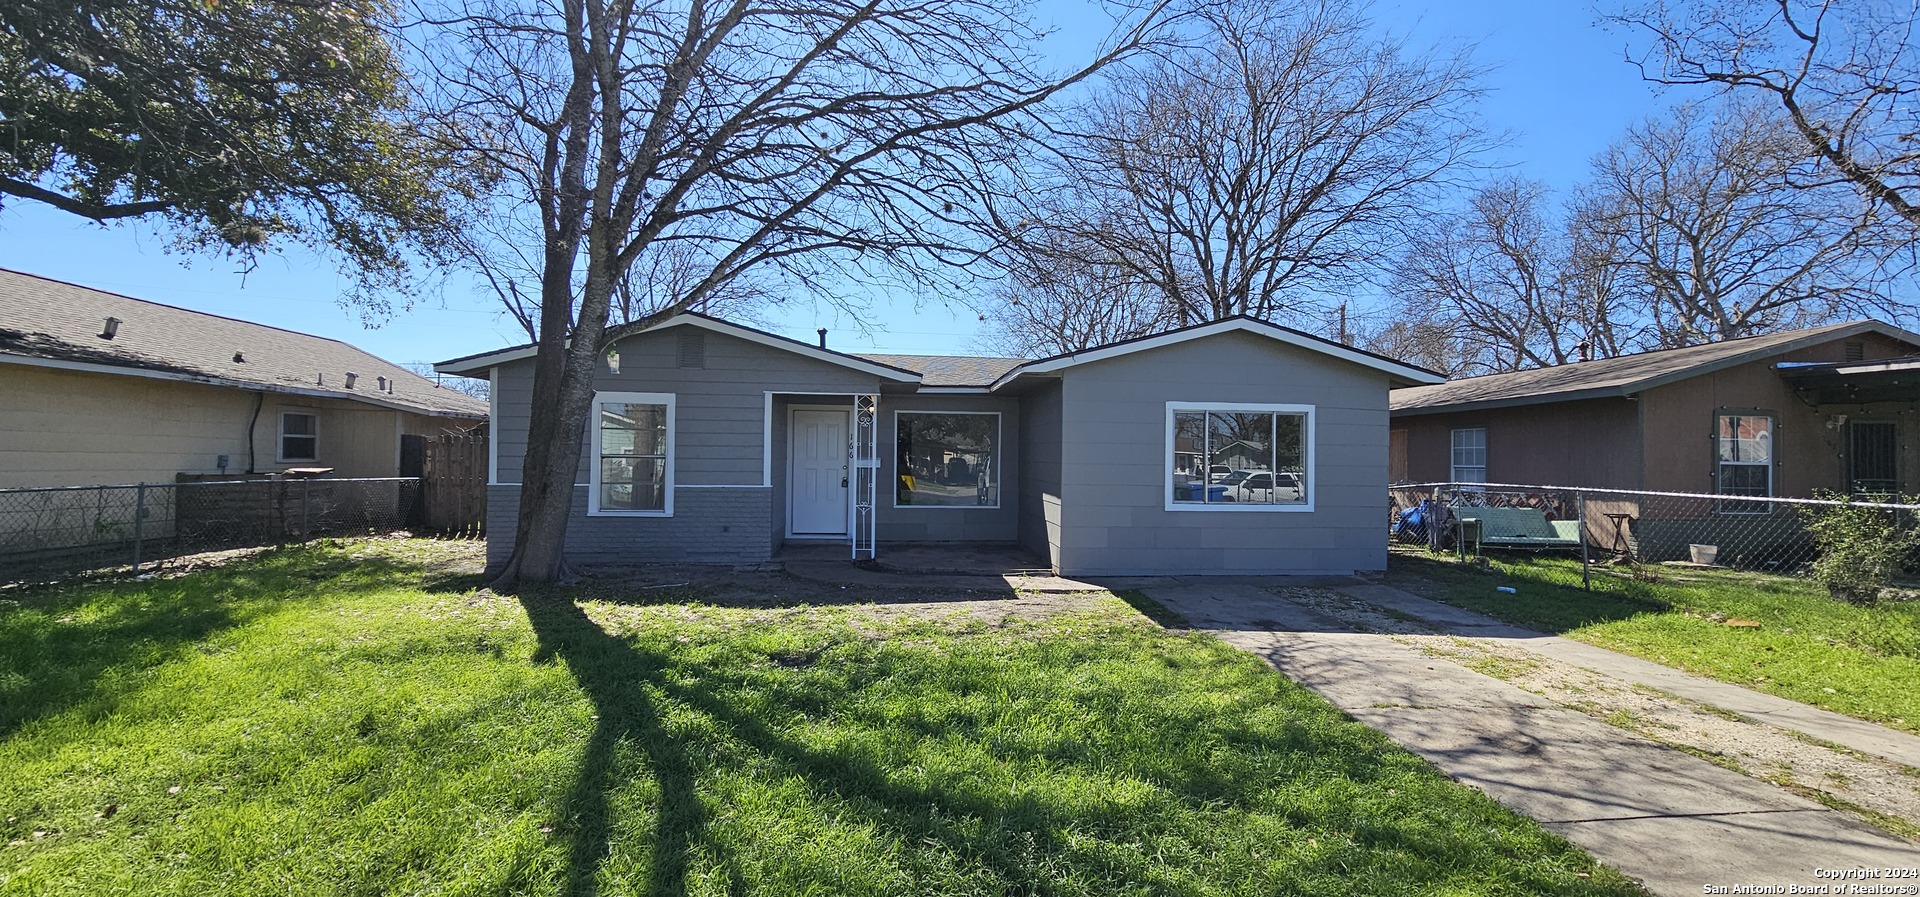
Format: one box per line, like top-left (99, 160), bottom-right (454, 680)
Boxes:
top-left (775, 542), bottom-right (1108, 592)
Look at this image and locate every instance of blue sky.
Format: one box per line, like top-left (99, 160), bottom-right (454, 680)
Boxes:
top-left (0, 0), bottom-right (1669, 369)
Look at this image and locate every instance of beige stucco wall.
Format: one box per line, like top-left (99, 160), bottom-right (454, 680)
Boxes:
top-left (0, 364), bottom-right (474, 488)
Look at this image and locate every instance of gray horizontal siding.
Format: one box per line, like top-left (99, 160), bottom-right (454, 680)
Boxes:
top-left (1056, 329), bottom-right (1391, 576)
top-left (487, 484), bottom-right (774, 570)
top-left (1016, 380), bottom-right (1064, 566)
top-left (490, 324), bottom-right (886, 487)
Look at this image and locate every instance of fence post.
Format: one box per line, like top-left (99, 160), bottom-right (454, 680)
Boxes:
top-left (1578, 491), bottom-right (1591, 591)
top-left (132, 482), bottom-right (146, 574)
top-left (301, 477), bottom-right (311, 539)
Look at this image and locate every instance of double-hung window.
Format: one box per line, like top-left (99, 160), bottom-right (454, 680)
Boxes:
top-left (279, 411), bottom-right (319, 463)
top-left (1451, 428), bottom-right (1487, 483)
top-left (1716, 413), bottom-right (1772, 512)
top-left (1167, 403), bottom-right (1312, 510)
top-left (590, 392), bottom-right (674, 515)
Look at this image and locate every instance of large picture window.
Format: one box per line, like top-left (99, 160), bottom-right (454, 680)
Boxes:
top-left (1451, 428), bottom-right (1487, 483)
top-left (590, 392), bottom-right (674, 515)
top-left (1716, 413), bottom-right (1772, 512)
top-left (1167, 404), bottom-right (1312, 511)
top-left (896, 412), bottom-right (998, 507)
top-left (278, 411), bottom-right (318, 463)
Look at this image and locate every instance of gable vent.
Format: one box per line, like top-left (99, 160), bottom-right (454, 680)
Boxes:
top-left (1845, 340), bottom-right (1865, 362)
top-left (677, 330), bottom-right (706, 368)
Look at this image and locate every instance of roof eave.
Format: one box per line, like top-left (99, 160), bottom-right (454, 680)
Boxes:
top-left (434, 314), bottom-right (922, 383)
top-left (987, 317), bottom-right (1443, 391)
top-left (2, 351), bottom-right (488, 419)
top-left (1390, 385), bottom-right (1635, 416)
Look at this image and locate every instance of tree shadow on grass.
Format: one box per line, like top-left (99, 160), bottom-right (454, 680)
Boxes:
top-left (1388, 549), bottom-right (1670, 633)
top-left (517, 592), bottom-right (1640, 896)
top-left (519, 593), bottom-right (725, 897)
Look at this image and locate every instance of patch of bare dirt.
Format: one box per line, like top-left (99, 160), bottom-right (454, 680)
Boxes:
top-left (564, 563), bottom-right (1115, 631)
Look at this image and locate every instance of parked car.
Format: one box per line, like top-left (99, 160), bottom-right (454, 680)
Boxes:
top-left (1228, 471), bottom-right (1305, 503)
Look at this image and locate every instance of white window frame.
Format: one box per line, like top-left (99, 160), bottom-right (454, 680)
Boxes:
top-left (588, 391), bottom-right (675, 517)
top-left (892, 410), bottom-right (1002, 510)
top-left (1715, 412), bottom-right (1774, 514)
top-left (1163, 402), bottom-right (1315, 513)
top-left (1451, 428), bottom-right (1487, 484)
top-left (277, 411), bottom-right (319, 463)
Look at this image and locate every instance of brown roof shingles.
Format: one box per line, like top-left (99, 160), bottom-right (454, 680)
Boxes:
top-left (1390, 321), bottom-right (1920, 414)
top-left (0, 268), bottom-right (488, 418)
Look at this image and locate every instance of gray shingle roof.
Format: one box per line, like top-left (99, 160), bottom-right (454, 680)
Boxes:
top-left (855, 353), bottom-right (1028, 387)
top-left (0, 268), bottom-right (489, 418)
top-left (1391, 320), bottom-right (1920, 414)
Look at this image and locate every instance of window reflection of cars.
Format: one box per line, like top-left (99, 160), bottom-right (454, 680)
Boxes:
top-left (1228, 471), bottom-right (1305, 503)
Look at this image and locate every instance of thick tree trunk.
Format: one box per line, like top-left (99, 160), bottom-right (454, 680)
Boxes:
top-left (492, 338), bottom-right (599, 587)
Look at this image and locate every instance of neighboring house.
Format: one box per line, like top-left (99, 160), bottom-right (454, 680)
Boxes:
top-left (437, 313), bottom-right (1441, 576)
top-left (0, 268), bottom-right (489, 489)
top-left (1389, 320), bottom-right (1920, 562)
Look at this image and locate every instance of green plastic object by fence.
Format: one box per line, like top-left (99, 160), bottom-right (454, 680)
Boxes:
top-left (1454, 506), bottom-right (1582, 549)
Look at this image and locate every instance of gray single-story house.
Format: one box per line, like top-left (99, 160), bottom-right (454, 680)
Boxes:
top-left (436, 312), bottom-right (1441, 576)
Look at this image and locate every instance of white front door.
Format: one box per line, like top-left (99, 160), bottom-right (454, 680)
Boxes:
top-left (790, 409), bottom-right (849, 536)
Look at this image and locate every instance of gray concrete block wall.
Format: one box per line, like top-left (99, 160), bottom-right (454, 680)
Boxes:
top-left (1055, 330), bottom-right (1392, 576)
top-left (486, 484), bottom-right (774, 570)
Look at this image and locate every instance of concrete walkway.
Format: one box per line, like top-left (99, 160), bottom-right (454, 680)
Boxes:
top-left (1141, 580), bottom-right (1920, 896)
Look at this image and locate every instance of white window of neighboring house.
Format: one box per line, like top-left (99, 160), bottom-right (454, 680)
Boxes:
top-left (1451, 428), bottom-right (1487, 483)
top-left (279, 411), bottom-right (319, 463)
top-left (1166, 403), bottom-right (1314, 511)
top-left (895, 412), bottom-right (1000, 508)
top-left (589, 392), bottom-right (674, 516)
top-left (1716, 413), bottom-right (1773, 513)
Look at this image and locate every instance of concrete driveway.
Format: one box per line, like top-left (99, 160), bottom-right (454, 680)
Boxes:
top-left (1133, 578), bottom-right (1920, 896)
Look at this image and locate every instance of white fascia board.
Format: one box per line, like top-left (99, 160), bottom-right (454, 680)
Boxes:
top-left (989, 318), bottom-right (1443, 390)
top-left (435, 344), bottom-right (539, 375)
top-left (433, 315), bottom-right (922, 383)
top-left (0, 352), bottom-right (483, 419)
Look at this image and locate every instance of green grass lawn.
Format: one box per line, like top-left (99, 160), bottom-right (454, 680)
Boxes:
top-left (0, 539), bottom-right (1641, 896)
top-left (1387, 549), bottom-right (1920, 733)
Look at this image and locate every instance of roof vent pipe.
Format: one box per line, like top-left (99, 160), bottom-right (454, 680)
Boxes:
top-left (1576, 341), bottom-right (1592, 363)
top-left (376, 375), bottom-right (389, 392)
top-left (100, 317), bottom-right (121, 339)
top-left (344, 371), bottom-right (358, 390)
top-left (817, 328), bottom-right (827, 349)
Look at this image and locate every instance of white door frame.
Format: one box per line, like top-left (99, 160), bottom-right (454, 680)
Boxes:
top-left (785, 404), bottom-right (854, 539)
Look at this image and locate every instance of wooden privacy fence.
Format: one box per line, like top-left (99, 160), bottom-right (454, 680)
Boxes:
top-left (423, 434), bottom-right (487, 535)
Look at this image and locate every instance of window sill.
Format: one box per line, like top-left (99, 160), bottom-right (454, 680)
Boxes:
top-left (1165, 503), bottom-right (1315, 513)
top-left (587, 509), bottom-right (673, 518)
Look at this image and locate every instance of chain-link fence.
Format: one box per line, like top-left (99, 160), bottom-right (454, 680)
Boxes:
top-left (1388, 482), bottom-right (1920, 582)
top-left (0, 477), bottom-right (421, 583)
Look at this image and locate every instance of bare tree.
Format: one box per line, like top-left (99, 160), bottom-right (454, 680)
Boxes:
top-left (1609, 0), bottom-right (1920, 229)
top-left (986, 0), bottom-right (1488, 350)
top-left (975, 229), bottom-right (1174, 356)
top-left (403, 362), bottom-right (492, 399)
top-left (1579, 100), bottom-right (1899, 346)
top-left (417, 0), bottom-right (1165, 585)
top-left (1389, 178), bottom-right (1625, 374)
